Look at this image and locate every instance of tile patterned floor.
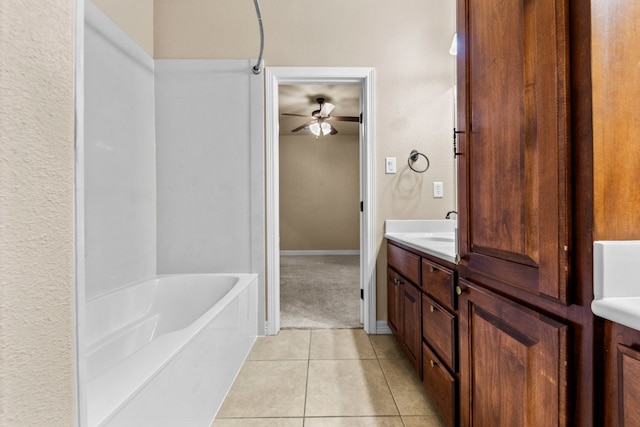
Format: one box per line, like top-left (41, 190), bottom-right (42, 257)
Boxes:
top-left (212, 329), bottom-right (446, 427)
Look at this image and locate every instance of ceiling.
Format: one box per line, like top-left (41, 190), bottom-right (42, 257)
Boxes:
top-left (278, 84), bottom-right (361, 136)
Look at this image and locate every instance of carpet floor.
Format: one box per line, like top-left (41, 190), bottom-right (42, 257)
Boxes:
top-left (280, 255), bottom-right (361, 329)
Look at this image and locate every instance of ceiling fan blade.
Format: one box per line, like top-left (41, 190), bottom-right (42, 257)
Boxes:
top-left (320, 102), bottom-right (335, 117)
top-left (329, 116), bottom-right (360, 122)
top-left (291, 119), bottom-right (318, 133)
top-left (282, 113), bottom-right (313, 118)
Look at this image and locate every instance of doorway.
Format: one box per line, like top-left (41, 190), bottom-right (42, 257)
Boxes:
top-left (279, 84), bottom-right (361, 329)
top-left (265, 67), bottom-right (376, 335)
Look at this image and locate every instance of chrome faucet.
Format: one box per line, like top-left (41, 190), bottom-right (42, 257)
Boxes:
top-left (445, 210), bottom-right (458, 219)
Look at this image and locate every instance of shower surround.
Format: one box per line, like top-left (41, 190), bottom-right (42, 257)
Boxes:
top-left (81, 2), bottom-right (264, 425)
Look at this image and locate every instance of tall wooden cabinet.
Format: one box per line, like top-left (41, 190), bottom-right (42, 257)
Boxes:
top-left (456, 0), bottom-right (570, 303)
top-left (456, 0), bottom-right (595, 425)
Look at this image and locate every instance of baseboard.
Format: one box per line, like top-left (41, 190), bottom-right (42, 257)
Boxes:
top-left (280, 250), bottom-right (360, 256)
top-left (375, 321), bottom-right (393, 334)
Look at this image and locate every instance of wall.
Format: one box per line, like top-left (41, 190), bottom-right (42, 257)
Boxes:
top-left (91, 0), bottom-right (154, 57)
top-left (84, 1), bottom-right (157, 299)
top-left (591, 1), bottom-right (640, 240)
top-left (155, 0), bottom-right (457, 320)
top-left (0, 0), bottom-right (77, 425)
top-left (280, 134), bottom-right (360, 251)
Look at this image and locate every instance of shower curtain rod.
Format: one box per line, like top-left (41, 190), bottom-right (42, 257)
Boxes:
top-left (252, 0), bottom-right (264, 74)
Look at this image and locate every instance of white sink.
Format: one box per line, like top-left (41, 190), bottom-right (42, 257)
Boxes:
top-left (592, 240), bottom-right (640, 332)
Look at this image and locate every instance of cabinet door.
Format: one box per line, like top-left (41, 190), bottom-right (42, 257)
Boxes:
top-left (387, 268), bottom-right (402, 336)
top-left (458, 279), bottom-right (568, 427)
top-left (456, 0), bottom-right (571, 303)
top-left (603, 321), bottom-right (640, 427)
top-left (401, 281), bottom-right (422, 376)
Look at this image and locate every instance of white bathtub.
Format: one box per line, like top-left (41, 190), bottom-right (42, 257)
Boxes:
top-left (86, 274), bottom-right (258, 427)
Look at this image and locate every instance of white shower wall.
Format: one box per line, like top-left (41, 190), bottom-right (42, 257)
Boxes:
top-left (155, 60), bottom-right (262, 276)
top-left (84, 2), bottom-right (264, 306)
top-left (85, 1), bottom-right (156, 299)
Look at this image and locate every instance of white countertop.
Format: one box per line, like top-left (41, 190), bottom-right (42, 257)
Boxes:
top-left (591, 240), bottom-right (640, 332)
top-left (384, 220), bottom-right (458, 264)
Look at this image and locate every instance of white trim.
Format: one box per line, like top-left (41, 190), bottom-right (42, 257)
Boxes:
top-left (376, 321), bottom-right (393, 335)
top-left (74, 0), bottom-right (87, 425)
top-left (280, 250), bottom-right (360, 256)
top-left (265, 67), bottom-right (376, 336)
top-left (249, 66), bottom-right (266, 336)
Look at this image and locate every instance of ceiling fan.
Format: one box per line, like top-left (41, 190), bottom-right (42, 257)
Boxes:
top-left (282, 97), bottom-right (359, 137)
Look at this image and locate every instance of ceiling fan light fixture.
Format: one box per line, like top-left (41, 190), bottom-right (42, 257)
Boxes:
top-left (309, 122), bottom-right (321, 136)
top-left (321, 122), bottom-right (332, 135)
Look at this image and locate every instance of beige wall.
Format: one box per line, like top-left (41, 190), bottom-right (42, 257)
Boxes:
top-left (0, 1), bottom-right (77, 425)
top-left (280, 134), bottom-right (360, 251)
top-left (155, 0), bottom-right (457, 320)
top-left (92, 0), bottom-right (154, 56)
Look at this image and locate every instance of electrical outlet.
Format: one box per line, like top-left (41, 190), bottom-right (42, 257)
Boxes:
top-left (433, 182), bottom-right (444, 198)
top-left (385, 157), bottom-right (397, 174)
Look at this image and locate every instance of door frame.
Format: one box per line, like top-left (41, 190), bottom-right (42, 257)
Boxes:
top-left (264, 67), bottom-right (376, 335)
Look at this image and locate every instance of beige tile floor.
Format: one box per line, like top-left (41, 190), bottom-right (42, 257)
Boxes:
top-left (212, 329), bottom-right (446, 427)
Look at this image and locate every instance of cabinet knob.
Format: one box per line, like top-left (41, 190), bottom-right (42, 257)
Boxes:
top-left (455, 285), bottom-right (463, 295)
top-left (430, 305), bottom-right (435, 313)
top-left (430, 266), bottom-right (436, 273)
top-left (430, 359), bottom-right (437, 368)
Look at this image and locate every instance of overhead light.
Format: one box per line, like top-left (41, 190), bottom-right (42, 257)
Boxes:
top-left (449, 33), bottom-right (457, 56)
top-left (308, 121), bottom-right (333, 137)
top-left (309, 122), bottom-right (321, 136)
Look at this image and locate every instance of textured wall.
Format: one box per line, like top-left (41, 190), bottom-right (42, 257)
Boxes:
top-left (155, 0), bottom-right (457, 319)
top-left (0, 0), bottom-right (77, 425)
top-left (280, 134), bottom-right (360, 251)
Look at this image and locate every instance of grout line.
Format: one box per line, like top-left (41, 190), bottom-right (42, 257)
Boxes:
top-left (302, 330), bottom-right (312, 424)
top-left (370, 335), bottom-right (403, 420)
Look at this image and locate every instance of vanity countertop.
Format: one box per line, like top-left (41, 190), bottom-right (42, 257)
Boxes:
top-left (591, 240), bottom-right (640, 332)
top-left (384, 220), bottom-right (457, 264)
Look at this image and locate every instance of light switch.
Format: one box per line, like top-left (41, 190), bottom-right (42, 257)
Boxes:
top-left (385, 157), bottom-right (397, 174)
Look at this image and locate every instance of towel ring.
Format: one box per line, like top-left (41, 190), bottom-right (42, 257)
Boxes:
top-left (408, 149), bottom-right (430, 173)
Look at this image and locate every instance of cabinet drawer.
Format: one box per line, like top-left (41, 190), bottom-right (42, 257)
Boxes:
top-left (421, 259), bottom-right (455, 311)
top-left (388, 242), bottom-right (420, 286)
top-left (422, 294), bottom-right (456, 371)
top-left (423, 343), bottom-right (456, 427)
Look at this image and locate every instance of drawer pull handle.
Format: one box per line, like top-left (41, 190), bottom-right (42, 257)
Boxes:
top-left (455, 285), bottom-right (463, 295)
top-left (430, 359), bottom-right (437, 368)
top-left (430, 305), bottom-right (435, 313)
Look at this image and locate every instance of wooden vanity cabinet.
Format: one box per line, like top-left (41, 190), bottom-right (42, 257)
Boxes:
top-left (423, 342), bottom-right (457, 427)
top-left (458, 279), bottom-right (569, 427)
top-left (401, 279), bottom-right (422, 375)
top-left (452, 0), bottom-right (600, 425)
top-left (603, 320), bottom-right (640, 427)
top-left (387, 241), bottom-right (458, 426)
